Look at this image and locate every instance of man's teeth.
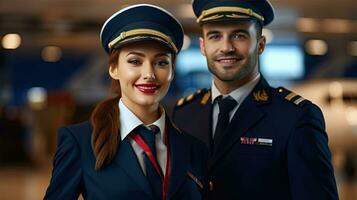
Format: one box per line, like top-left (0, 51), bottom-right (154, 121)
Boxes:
top-left (219, 59), bottom-right (237, 63)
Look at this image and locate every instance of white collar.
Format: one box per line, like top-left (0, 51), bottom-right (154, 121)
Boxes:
top-left (119, 99), bottom-right (166, 141)
top-left (211, 73), bottom-right (261, 104)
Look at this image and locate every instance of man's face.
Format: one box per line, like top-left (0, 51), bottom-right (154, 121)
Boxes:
top-left (200, 21), bottom-right (266, 84)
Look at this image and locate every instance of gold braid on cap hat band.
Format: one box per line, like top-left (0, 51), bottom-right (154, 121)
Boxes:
top-left (197, 6), bottom-right (264, 23)
top-left (108, 28), bottom-right (178, 53)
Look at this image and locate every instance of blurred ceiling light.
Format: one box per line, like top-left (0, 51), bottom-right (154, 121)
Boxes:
top-left (262, 28), bottom-right (274, 44)
top-left (345, 107), bottom-right (357, 126)
top-left (348, 41), bottom-right (357, 56)
top-left (42, 46), bottom-right (62, 62)
top-left (297, 18), bottom-right (355, 34)
top-left (296, 18), bottom-right (318, 32)
top-left (182, 35), bottom-right (191, 50)
top-left (329, 81), bottom-right (344, 108)
top-left (329, 81), bottom-right (343, 99)
top-left (1, 33), bottom-right (22, 49)
top-left (322, 19), bottom-right (351, 34)
top-left (27, 87), bottom-right (47, 110)
top-left (54, 22), bottom-right (72, 34)
top-left (305, 39), bottom-right (328, 56)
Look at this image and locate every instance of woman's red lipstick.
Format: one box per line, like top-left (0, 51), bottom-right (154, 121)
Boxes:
top-left (135, 83), bottom-right (160, 94)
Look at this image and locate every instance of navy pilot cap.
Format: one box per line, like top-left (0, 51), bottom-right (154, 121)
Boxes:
top-left (192, 0), bottom-right (275, 26)
top-left (100, 4), bottom-right (184, 54)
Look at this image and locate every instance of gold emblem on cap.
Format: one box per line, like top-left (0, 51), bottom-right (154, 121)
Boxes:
top-left (108, 28), bottom-right (178, 53)
top-left (201, 14), bottom-right (224, 22)
top-left (253, 90), bottom-right (269, 102)
top-left (225, 13), bottom-right (250, 19)
top-left (197, 6), bottom-right (265, 23)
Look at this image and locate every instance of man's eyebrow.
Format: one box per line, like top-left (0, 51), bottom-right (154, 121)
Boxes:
top-left (206, 30), bottom-right (220, 37)
top-left (232, 29), bottom-right (250, 35)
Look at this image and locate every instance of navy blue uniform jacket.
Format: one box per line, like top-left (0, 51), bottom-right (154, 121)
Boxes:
top-left (44, 119), bottom-right (208, 200)
top-left (172, 77), bottom-right (338, 200)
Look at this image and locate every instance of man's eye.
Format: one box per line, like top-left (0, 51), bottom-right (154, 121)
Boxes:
top-left (208, 34), bottom-right (220, 40)
top-left (233, 33), bottom-right (247, 40)
top-left (157, 61), bottom-right (169, 67)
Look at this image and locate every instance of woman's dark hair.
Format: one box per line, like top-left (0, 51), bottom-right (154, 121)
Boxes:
top-left (91, 50), bottom-right (121, 170)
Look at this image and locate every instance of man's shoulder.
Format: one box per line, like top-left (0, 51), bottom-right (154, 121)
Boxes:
top-left (270, 86), bottom-right (312, 108)
top-left (174, 88), bottom-right (211, 110)
top-left (270, 86), bottom-right (324, 118)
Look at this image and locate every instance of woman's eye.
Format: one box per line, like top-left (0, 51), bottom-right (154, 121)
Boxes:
top-left (128, 59), bottom-right (141, 65)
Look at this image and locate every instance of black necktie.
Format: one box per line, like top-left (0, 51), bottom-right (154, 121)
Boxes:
top-left (214, 96), bottom-right (237, 149)
top-left (138, 125), bottom-right (163, 200)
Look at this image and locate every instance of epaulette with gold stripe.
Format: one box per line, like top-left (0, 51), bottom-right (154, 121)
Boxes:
top-left (176, 89), bottom-right (210, 107)
top-left (276, 87), bottom-right (308, 106)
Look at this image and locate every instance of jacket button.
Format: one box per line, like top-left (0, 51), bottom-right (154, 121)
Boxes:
top-left (209, 181), bottom-right (214, 191)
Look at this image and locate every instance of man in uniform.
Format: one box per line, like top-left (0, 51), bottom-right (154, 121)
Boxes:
top-left (172, 0), bottom-right (339, 199)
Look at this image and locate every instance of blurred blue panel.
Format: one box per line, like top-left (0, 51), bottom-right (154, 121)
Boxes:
top-left (344, 59), bottom-right (357, 77)
top-left (175, 47), bottom-right (211, 93)
top-left (176, 49), bottom-right (208, 74)
top-left (5, 49), bottom-right (88, 105)
top-left (260, 45), bottom-right (304, 80)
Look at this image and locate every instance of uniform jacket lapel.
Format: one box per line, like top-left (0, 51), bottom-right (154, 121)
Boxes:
top-left (166, 118), bottom-right (190, 200)
top-left (113, 137), bottom-right (155, 199)
top-left (211, 77), bottom-right (272, 167)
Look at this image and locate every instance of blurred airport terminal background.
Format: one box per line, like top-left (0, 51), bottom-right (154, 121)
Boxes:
top-left (0, 0), bottom-right (356, 199)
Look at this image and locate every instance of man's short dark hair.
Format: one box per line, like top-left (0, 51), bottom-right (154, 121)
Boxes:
top-left (251, 19), bottom-right (263, 37)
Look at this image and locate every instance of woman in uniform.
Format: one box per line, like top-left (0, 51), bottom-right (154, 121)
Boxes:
top-left (44, 4), bottom-right (207, 200)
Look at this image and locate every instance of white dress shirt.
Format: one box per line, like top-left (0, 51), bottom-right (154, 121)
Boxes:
top-left (211, 73), bottom-right (261, 137)
top-left (119, 99), bottom-right (167, 175)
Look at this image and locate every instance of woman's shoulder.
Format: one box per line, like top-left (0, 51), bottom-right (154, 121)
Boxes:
top-left (62, 121), bottom-right (92, 132)
top-left (58, 121), bottom-right (93, 144)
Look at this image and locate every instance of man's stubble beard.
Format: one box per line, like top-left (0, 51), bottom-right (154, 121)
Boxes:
top-left (206, 53), bottom-right (258, 83)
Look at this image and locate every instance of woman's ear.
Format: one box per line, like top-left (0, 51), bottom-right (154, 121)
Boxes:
top-left (108, 64), bottom-right (120, 80)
